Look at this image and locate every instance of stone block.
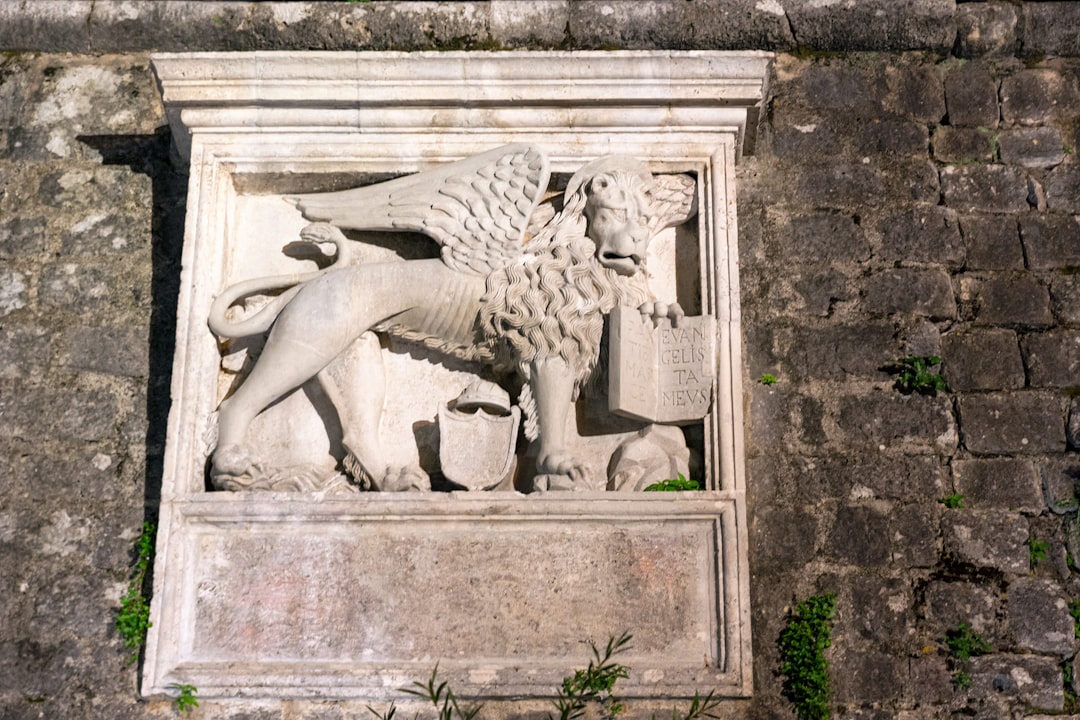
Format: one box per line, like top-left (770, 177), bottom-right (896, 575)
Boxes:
top-left (846, 576), bottom-right (914, 646)
top-left (999, 127), bottom-right (1066, 169)
top-left (1046, 165), bottom-right (1080, 213)
top-left (0, 218), bottom-right (47, 259)
top-left (797, 394), bottom-right (828, 447)
top-left (749, 505), bottom-right (817, 570)
top-left (0, 2), bottom-right (92, 52)
top-left (489, 1), bottom-right (570, 48)
top-left (37, 263), bottom-right (116, 313)
top-left (932, 127), bottom-right (995, 164)
top-left (899, 316), bottom-right (941, 357)
top-left (853, 455), bottom-right (946, 502)
top-left (0, 324), bottom-right (51, 381)
top-left (941, 510), bottom-right (1029, 574)
top-left (830, 648), bottom-right (906, 704)
top-left (905, 655), bottom-right (955, 707)
top-left (955, 1), bottom-right (1018, 58)
top-left (795, 161), bottom-right (884, 207)
top-left (964, 273), bottom-right (1052, 328)
top-left (770, 123), bottom-right (842, 159)
top-left (864, 268), bottom-right (955, 319)
top-left (567, 1), bottom-right (682, 49)
top-left (791, 268), bottom-right (849, 316)
top-left (923, 580), bottom-right (1001, 640)
top-left (944, 62), bottom-right (1000, 127)
top-left (1024, 330), bottom-right (1080, 389)
top-left (884, 63), bottom-right (946, 124)
top-left (0, 387), bottom-right (120, 444)
top-left (877, 205), bottom-right (964, 268)
top-left (56, 326), bottom-right (149, 378)
top-left (969, 654), bottom-right (1064, 712)
top-left (890, 504), bottom-right (940, 567)
top-left (959, 214), bottom-right (1024, 270)
top-left (882, 160), bottom-right (942, 205)
top-left (940, 164), bottom-right (1030, 213)
top-left (1007, 578), bottom-right (1075, 657)
top-left (781, 323), bottom-right (896, 382)
top-left (1002, 69), bottom-right (1079, 126)
top-left (836, 392), bottom-right (957, 454)
top-left (770, 210), bottom-right (869, 263)
top-left (952, 458), bottom-right (1042, 512)
top-left (1051, 276), bottom-right (1080, 325)
top-left (0, 270), bottom-right (28, 317)
top-left (1021, 213), bottom-right (1080, 270)
top-left (677, 0), bottom-right (796, 50)
top-left (1022, 3), bottom-right (1080, 58)
top-left (941, 328), bottom-right (1024, 392)
top-left (796, 64), bottom-right (884, 111)
top-left (785, 0), bottom-right (955, 52)
top-left (1040, 456), bottom-right (1080, 513)
top-left (850, 118), bottom-right (928, 157)
top-left (60, 210), bottom-right (149, 256)
top-left (959, 392), bottom-right (1066, 455)
top-left (826, 505), bottom-right (890, 566)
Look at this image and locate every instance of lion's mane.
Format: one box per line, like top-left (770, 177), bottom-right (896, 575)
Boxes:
top-left (479, 184), bottom-right (651, 439)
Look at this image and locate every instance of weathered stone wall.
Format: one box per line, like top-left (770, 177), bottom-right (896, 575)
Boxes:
top-left (2, 2), bottom-right (1080, 718)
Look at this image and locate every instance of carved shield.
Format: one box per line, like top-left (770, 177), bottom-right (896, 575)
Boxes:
top-left (438, 405), bottom-right (520, 491)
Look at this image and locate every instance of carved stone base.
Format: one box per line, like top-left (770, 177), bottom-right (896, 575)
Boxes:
top-left (145, 494), bottom-right (750, 700)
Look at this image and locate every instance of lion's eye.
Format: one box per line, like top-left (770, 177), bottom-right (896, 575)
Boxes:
top-left (639, 215), bottom-right (649, 226)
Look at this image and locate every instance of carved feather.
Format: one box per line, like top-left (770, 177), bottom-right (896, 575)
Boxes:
top-left (648, 173), bottom-right (698, 235)
top-left (290, 144), bottom-right (550, 277)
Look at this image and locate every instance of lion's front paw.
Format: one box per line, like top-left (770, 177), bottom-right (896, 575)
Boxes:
top-left (377, 464), bottom-right (431, 492)
top-left (535, 452), bottom-right (595, 491)
top-left (638, 300), bottom-right (685, 328)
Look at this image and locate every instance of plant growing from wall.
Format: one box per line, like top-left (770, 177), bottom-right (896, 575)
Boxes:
top-left (759, 373), bottom-right (778, 386)
top-left (938, 493), bottom-right (964, 509)
top-left (944, 623), bottom-right (991, 688)
top-left (116, 521), bottom-right (155, 665)
top-left (778, 593), bottom-right (836, 720)
top-left (889, 356), bottom-right (947, 396)
top-left (644, 474), bottom-right (700, 491)
top-left (169, 683), bottom-right (198, 713)
top-left (368, 631), bottom-right (724, 720)
top-left (1029, 539), bottom-right (1051, 567)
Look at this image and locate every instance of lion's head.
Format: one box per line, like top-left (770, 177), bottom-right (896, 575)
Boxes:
top-left (566, 156), bottom-right (657, 278)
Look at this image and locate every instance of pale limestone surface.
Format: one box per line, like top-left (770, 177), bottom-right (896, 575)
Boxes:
top-left (145, 50), bottom-right (765, 704)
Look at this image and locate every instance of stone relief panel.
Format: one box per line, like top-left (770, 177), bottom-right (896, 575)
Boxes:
top-left (145, 51), bottom-right (766, 703)
top-left (207, 144), bottom-right (710, 495)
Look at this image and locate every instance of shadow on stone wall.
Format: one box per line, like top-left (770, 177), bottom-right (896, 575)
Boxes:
top-left (77, 129), bottom-right (186, 522)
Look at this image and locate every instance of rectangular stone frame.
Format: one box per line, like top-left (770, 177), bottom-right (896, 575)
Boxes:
top-left (147, 51), bottom-right (769, 702)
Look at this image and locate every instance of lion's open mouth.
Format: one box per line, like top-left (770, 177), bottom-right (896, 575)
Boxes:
top-left (600, 252), bottom-right (641, 275)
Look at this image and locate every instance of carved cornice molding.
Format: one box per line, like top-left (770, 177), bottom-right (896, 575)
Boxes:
top-left (152, 50), bottom-right (772, 161)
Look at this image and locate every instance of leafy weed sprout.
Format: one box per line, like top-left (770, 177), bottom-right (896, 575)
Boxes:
top-left (116, 521), bottom-right (155, 664)
top-left (890, 356), bottom-right (947, 396)
top-left (1029, 539), bottom-right (1051, 566)
top-left (944, 623), bottom-right (991, 688)
top-left (938, 493), bottom-right (964, 509)
top-left (778, 593), bottom-right (835, 720)
top-left (169, 683), bottom-right (198, 713)
top-left (1069, 599), bottom-right (1080, 638)
top-left (369, 632), bottom-right (724, 720)
top-left (643, 473), bottom-right (700, 492)
top-left (759, 373), bottom-right (778, 386)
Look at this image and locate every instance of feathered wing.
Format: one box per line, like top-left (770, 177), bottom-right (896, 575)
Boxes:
top-left (648, 173), bottom-right (699, 236)
top-left (290, 144), bottom-right (550, 276)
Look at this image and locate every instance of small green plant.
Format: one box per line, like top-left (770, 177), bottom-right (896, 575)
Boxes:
top-left (890, 355), bottom-right (947, 396)
top-left (1069, 599), bottom-right (1080, 638)
top-left (116, 522), bottom-right (155, 664)
top-left (1029, 539), bottom-right (1051, 566)
top-left (938, 493), bottom-right (964, 509)
top-left (644, 473), bottom-right (700, 492)
top-left (550, 631), bottom-right (632, 720)
top-left (778, 593), bottom-right (836, 720)
top-left (944, 623), bottom-right (991, 662)
top-left (169, 683), bottom-right (198, 713)
top-left (944, 622), bottom-right (990, 688)
top-left (759, 373), bottom-right (778, 386)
